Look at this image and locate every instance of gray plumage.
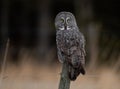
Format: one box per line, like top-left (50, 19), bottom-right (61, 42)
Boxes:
top-left (55, 11), bottom-right (86, 81)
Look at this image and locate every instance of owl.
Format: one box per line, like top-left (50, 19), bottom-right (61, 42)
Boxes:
top-left (55, 11), bottom-right (86, 81)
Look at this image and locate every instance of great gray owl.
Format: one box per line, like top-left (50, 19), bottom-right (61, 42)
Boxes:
top-left (55, 11), bottom-right (86, 81)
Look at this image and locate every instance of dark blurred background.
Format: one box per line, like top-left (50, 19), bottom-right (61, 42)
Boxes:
top-left (0, 0), bottom-right (120, 70)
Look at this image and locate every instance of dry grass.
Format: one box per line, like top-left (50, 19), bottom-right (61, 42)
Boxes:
top-left (0, 42), bottom-right (120, 89)
top-left (0, 63), bottom-right (120, 89)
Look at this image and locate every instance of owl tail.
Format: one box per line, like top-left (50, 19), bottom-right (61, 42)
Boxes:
top-left (68, 65), bottom-right (85, 81)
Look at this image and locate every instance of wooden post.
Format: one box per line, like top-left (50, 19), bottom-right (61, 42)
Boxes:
top-left (58, 62), bottom-right (71, 89)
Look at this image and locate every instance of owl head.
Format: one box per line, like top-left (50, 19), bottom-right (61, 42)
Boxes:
top-left (55, 11), bottom-right (77, 31)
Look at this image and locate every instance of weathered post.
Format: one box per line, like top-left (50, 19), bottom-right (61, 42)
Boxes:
top-left (58, 62), bottom-right (70, 89)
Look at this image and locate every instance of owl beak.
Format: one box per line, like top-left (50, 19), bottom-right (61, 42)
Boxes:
top-left (64, 22), bottom-right (67, 30)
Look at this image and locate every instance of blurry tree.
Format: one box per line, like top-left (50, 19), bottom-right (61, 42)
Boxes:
top-left (93, 0), bottom-right (120, 68)
top-left (0, 0), bottom-right (9, 66)
top-left (36, 0), bottom-right (51, 61)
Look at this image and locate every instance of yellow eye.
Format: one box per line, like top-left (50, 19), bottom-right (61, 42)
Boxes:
top-left (66, 17), bottom-right (70, 23)
top-left (61, 19), bottom-right (64, 23)
top-left (60, 17), bottom-right (64, 23)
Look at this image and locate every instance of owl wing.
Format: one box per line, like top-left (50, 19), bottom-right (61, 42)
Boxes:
top-left (78, 32), bottom-right (86, 65)
top-left (67, 31), bottom-right (86, 80)
top-left (66, 31), bottom-right (86, 66)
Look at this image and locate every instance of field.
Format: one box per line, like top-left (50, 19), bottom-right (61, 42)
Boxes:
top-left (0, 63), bottom-right (120, 89)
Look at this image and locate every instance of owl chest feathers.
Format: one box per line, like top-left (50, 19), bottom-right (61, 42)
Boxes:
top-left (57, 29), bottom-right (81, 48)
top-left (56, 29), bottom-right (85, 65)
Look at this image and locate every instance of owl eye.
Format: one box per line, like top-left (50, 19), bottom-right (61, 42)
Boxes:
top-left (60, 19), bottom-right (64, 23)
top-left (66, 17), bottom-right (71, 23)
top-left (60, 17), bottom-right (65, 23)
